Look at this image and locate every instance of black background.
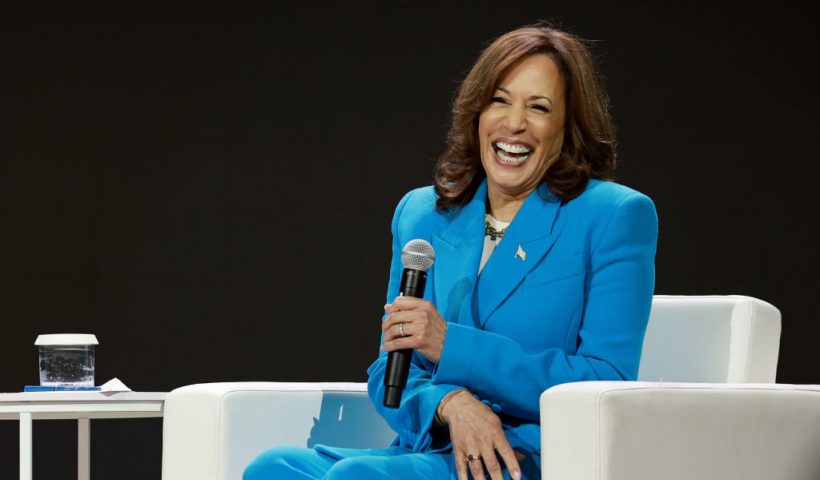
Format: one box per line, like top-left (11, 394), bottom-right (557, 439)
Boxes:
top-left (1, 2), bottom-right (818, 478)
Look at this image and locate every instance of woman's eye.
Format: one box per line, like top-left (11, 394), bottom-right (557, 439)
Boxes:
top-left (490, 96), bottom-right (509, 105)
top-left (530, 104), bottom-right (550, 113)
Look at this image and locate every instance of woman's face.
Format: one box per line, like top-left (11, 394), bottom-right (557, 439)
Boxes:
top-left (478, 54), bottom-right (566, 200)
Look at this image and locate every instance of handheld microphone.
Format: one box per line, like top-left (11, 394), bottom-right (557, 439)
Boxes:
top-left (383, 239), bottom-right (435, 408)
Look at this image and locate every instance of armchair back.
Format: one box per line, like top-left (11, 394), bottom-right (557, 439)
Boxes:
top-left (638, 295), bottom-right (781, 383)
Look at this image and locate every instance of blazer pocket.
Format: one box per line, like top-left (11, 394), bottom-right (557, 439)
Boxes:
top-left (523, 252), bottom-right (585, 290)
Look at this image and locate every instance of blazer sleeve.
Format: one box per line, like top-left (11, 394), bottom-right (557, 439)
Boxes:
top-left (432, 192), bottom-right (658, 421)
top-left (366, 189), bottom-right (462, 452)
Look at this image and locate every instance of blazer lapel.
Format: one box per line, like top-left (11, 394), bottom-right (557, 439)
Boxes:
top-left (476, 183), bottom-right (564, 327)
top-left (432, 181), bottom-right (487, 326)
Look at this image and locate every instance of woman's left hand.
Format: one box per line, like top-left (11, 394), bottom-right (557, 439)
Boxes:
top-left (381, 296), bottom-right (447, 363)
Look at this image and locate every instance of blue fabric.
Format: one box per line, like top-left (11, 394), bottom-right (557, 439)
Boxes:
top-left (244, 445), bottom-right (453, 480)
top-left (245, 179), bottom-right (658, 479)
top-left (244, 445), bottom-right (538, 479)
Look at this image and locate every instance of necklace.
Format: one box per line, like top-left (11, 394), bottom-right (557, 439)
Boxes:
top-left (485, 214), bottom-right (507, 241)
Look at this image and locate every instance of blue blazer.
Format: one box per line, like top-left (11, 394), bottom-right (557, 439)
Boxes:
top-left (365, 178), bottom-right (658, 461)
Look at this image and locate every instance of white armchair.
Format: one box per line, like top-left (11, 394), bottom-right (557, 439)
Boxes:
top-left (162, 295), bottom-right (820, 480)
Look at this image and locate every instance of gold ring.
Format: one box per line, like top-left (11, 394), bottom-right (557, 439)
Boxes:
top-left (399, 323), bottom-right (406, 337)
top-left (465, 453), bottom-right (481, 462)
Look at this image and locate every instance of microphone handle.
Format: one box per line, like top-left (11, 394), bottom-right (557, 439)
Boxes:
top-left (383, 268), bottom-right (427, 408)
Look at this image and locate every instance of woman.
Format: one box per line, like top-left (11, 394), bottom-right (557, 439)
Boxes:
top-left (245, 23), bottom-right (657, 480)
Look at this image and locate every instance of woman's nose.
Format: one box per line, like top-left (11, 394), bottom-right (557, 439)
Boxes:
top-left (502, 106), bottom-right (527, 133)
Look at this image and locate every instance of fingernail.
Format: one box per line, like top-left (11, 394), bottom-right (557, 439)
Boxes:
top-left (512, 471), bottom-right (521, 480)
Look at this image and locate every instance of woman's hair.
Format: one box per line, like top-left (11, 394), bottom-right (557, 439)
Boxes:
top-left (434, 24), bottom-right (617, 210)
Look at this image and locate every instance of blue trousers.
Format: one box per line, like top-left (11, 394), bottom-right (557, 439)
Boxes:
top-left (243, 445), bottom-right (527, 479)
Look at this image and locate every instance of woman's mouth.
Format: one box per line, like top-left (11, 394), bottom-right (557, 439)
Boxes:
top-left (493, 140), bottom-right (532, 165)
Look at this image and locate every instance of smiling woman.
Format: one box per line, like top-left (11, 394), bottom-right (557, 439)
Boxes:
top-left (478, 54), bottom-right (567, 221)
top-left (244, 23), bottom-right (657, 480)
top-left (435, 26), bottom-right (617, 215)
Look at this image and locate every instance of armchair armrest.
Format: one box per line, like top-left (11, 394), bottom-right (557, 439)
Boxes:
top-left (540, 382), bottom-right (820, 480)
top-left (161, 382), bottom-right (395, 480)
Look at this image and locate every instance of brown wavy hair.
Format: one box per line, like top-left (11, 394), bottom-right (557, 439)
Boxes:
top-left (434, 24), bottom-right (617, 210)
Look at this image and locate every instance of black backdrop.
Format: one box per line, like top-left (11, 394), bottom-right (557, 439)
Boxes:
top-left (2, 3), bottom-right (818, 478)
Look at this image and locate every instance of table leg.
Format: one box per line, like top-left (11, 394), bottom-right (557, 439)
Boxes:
top-left (19, 412), bottom-right (32, 480)
top-left (78, 418), bottom-right (90, 480)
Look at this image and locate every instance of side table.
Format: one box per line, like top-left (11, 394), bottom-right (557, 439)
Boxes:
top-left (0, 391), bottom-right (167, 480)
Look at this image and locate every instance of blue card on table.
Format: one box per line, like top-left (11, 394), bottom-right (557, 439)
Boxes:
top-left (24, 385), bottom-right (102, 392)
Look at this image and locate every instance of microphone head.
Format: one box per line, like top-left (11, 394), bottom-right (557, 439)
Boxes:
top-left (401, 239), bottom-right (435, 271)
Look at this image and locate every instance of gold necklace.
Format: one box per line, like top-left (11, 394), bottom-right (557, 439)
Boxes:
top-left (484, 214), bottom-right (506, 241)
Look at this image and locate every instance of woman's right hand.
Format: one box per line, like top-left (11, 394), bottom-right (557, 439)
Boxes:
top-left (440, 391), bottom-right (522, 480)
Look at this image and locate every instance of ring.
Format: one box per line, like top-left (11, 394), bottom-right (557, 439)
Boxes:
top-left (399, 323), bottom-right (406, 337)
top-left (465, 453), bottom-right (481, 462)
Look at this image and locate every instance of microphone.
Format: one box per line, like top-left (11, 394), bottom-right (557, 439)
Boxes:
top-left (383, 239), bottom-right (435, 408)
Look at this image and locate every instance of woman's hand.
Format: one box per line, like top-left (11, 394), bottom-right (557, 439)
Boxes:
top-left (381, 296), bottom-right (447, 363)
top-left (440, 391), bottom-right (522, 480)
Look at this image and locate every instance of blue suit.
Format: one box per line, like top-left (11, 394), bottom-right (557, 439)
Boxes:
top-left (245, 178), bottom-right (658, 479)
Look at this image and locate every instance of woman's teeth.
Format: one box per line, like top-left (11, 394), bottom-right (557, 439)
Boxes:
top-left (496, 141), bottom-right (531, 154)
top-left (497, 150), bottom-right (528, 164)
top-left (494, 141), bottom-right (531, 164)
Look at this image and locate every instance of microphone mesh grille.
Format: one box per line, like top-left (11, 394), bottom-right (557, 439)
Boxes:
top-left (401, 239), bottom-right (435, 271)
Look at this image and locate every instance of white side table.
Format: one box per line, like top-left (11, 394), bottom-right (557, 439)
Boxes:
top-left (0, 391), bottom-right (167, 480)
